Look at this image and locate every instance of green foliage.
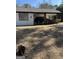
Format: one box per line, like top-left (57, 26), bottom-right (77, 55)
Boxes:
top-left (39, 3), bottom-right (54, 9)
top-left (23, 4), bottom-right (32, 8)
top-left (16, 4), bottom-right (18, 7)
top-left (56, 4), bottom-right (63, 12)
top-left (56, 4), bottom-right (63, 22)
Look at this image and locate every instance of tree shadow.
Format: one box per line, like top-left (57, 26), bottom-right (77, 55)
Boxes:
top-left (49, 24), bottom-right (63, 47)
top-left (16, 24), bottom-right (63, 59)
top-left (16, 28), bottom-right (38, 44)
top-left (25, 37), bottom-right (54, 59)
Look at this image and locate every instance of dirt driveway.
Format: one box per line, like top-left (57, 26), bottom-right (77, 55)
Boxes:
top-left (16, 23), bottom-right (63, 59)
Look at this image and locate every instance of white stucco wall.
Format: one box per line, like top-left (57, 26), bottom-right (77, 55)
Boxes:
top-left (16, 13), bottom-right (34, 25)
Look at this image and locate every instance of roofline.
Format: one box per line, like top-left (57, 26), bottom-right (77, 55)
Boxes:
top-left (16, 7), bottom-right (61, 13)
top-left (16, 11), bottom-right (61, 14)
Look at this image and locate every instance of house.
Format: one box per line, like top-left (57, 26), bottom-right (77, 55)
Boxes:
top-left (16, 7), bottom-right (60, 25)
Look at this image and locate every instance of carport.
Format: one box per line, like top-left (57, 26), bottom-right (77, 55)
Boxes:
top-left (16, 7), bottom-right (60, 25)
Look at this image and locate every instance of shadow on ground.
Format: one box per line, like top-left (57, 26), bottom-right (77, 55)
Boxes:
top-left (16, 23), bottom-right (63, 59)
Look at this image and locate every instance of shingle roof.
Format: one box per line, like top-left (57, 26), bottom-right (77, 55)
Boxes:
top-left (16, 7), bottom-right (60, 13)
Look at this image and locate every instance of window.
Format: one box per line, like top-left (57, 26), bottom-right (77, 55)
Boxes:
top-left (19, 13), bottom-right (29, 21)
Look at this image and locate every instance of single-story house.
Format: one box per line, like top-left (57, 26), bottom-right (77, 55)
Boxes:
top-left (16, 7), bottom-right (60, 25)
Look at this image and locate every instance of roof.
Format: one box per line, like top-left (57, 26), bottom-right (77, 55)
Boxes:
top-left (16, 7), bottom-right (60, 13)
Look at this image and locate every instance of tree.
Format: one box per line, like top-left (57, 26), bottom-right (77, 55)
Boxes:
top-left (23, 4), bottom-right (32, 8)
top-left (16, 4), bottom-right (18, 7)
top-left (39, 3), bottom-right (53, 9)
top-left (16, 4), bottom-right (19, 7)
top-left (56, 4), bottom-right (63, 22)
top-left (53, 5), bottom-right (58, 9)
top-left (56, 4), bottom-right (63, 12)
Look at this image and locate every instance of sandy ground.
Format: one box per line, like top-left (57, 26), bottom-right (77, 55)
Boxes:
top-left (16, 23), bottom-right (63, 59)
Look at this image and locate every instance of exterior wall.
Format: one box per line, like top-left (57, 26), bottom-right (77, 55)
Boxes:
top-left (34, 13), bottom-right (57, 19)
top-left (34, 14), bottom-right (44, 17)
top-left (46, 14), bottom-right (57, 19)
top-left (16, 13), bottom-right (34, 25)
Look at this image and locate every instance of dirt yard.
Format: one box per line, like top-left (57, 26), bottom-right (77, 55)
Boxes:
top-left (16, 23), bottom-right (63, 59)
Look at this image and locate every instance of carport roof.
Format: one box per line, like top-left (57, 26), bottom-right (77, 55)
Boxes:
top-left (16, 7), bottom-right (60, 13)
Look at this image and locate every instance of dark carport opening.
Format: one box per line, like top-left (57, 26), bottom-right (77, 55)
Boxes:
top-left (34, 16), bottom-right (57, 25)
top-left (34, 17), bottom-right (45, 25)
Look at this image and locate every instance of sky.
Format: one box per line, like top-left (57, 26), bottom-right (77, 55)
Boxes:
top-left (16, 0), bottom-right (63, 7)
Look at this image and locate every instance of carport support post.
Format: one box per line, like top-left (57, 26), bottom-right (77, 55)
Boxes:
top-left (44, 13), bottom-right (46, 19)
top-left (44, 13), bottom-right (47, 24)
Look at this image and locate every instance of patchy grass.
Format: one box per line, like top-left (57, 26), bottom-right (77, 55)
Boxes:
top-left (16, 23), bottom-right (63, 59)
